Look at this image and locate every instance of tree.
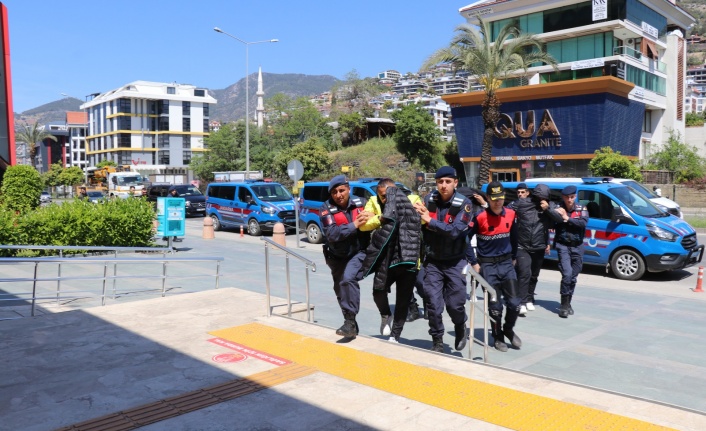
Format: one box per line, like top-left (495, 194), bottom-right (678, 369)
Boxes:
top-left (423, 16), bottom-right (557, 185)
top-left (97, 160), bottom-right (117, 168)
top-left (58, 166), bottom-right (85, 195)
top-left (650, 130), bottom-right (706, 183)
top-left (272, 138), bottom-right (332, 183)
top-left (42, 162), bottom-right (64, 191)
top-left (15, 121), bottom-right (57, 168)
top-left (588, 147), bottom-right (643, 181)
top-left (190, 123), bottom-right (244, 182)
top-left (0, 165), bottom-right (43, 213)
top-left (391, 104), bottom-right (445, 171)
top-left (337, 112), bottom-right (366, 145)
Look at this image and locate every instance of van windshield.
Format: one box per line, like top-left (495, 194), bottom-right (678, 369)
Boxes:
top-left (609, 185), bottom-right (665, 218)
top-left (619, 180), bottom-right (658, 199)
top-left (251, 184), bottom-right (293, 202)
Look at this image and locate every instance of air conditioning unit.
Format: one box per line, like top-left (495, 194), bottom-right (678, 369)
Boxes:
top-left (626, 38), bottom-right (635, 45)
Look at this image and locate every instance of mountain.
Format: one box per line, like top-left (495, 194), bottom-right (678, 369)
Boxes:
top-left (13, 73), bottom-right (339, 129)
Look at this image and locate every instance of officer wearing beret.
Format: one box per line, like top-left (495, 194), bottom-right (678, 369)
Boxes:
top-left (550, 185), bottom-right (588, 318)
top-left (413, 166), bottom-right (473, 353)
top-left (319, 175), bottom-right (371, 338)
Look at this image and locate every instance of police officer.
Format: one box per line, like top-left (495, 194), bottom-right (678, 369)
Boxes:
top-left (320, 175), bottom-right (371, 338)
top-left (467, 181), bottom-right (520, 352)
top-left (413, 166), bottom-right (473, 353)
top-left (550, 185), bottom-right (588, 318)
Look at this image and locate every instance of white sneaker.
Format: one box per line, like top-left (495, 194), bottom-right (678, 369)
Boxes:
top-left (526, 302), bottom-right (535, 311)
top-left (388, 337), bottom-right (399, 343)
top-left (380, 315), bottom-right (392, 336)
top-left (519, 305), bottom-right (527, 315)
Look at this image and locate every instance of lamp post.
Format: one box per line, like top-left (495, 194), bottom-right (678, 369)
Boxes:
top-left (214, 27), bottom-right (278, 178)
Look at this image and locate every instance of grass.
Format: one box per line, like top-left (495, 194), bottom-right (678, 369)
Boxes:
top-left (685, 216), bottom-right (706, 228)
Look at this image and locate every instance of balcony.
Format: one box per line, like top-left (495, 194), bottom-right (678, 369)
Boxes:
top-left (613, 46), bottom-right (667, 74)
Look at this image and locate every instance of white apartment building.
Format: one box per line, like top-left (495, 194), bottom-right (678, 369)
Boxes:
top-left (80, 81), bottom-right (216, 173)
top-left (684, 84), bottom-right (706, 114)
top-left (377, 70), bottom-right (401, 81)
top-left (392, 80), bottom-right (429, 95)
top-left (447, 0), bottom-right (695, 184)
top-left (430, 75), bottom-right (469, 95)
top-left (65, 111), bottom-right (87, 171)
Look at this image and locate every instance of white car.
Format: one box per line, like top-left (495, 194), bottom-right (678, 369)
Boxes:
top-left (40, 191), bottom-right (51, 203)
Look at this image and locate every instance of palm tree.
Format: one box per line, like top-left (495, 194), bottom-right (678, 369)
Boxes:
top-left (423, 16), bottom-right (557, 185)
top-left (15, 121), bottom-right (57, 169)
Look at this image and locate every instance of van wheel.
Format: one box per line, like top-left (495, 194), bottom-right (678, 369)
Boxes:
top-left (307, 223), bottom-right (323, 244)
top-left (610, 249), bottom-right (645, 280)
top-left (210, 215), bottom-right (221, 231)
top-left (248, 219), bottom-right (262, 236)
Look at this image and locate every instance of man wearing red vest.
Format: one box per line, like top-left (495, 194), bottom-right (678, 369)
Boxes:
top-left (467, 181), bottom-right (520, 352)
top-left (320, 175), bottom-right (371, 338)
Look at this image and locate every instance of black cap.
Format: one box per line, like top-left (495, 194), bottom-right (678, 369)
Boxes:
top-left (328, 175), bottom-right (349, 192)
top-left (434, 166), bottom-right (457, 179)
top-left (517, 182), bottom-right (528, 190)
top-left (487, 181), bottom-right (505, 200)
top-left (562, 185), bottom-right (577, 195)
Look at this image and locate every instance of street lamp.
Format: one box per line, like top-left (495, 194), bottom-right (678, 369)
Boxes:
top-left (214, 27), bottom-right (278, 178)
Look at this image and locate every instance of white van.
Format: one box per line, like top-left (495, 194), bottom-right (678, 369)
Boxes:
top-left (525, 177), bottom-right (682, 218)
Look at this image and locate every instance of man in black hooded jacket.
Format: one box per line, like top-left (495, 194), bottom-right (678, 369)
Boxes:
top-left (508, 183), bottom-right (556, 313)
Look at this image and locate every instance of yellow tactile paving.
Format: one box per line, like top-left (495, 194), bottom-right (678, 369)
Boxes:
top-left (210, 322), bottom-right (675, 431)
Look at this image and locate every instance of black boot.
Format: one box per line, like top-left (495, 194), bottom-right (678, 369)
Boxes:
top-left (491, 319), bottom-right (508, 352)
top-left (406, 301), bottom-right (420, 322)
top-left (454, 322), bottom-right (467, 351)
top-left (558, 295), bottom-right (569, 318)
top-left (336, 312), bottom-right (358, 338)
top-left (503, 308), bottom-right (522, 349)
top-left (431, 336), bottom-right (444, 353)
top-left (568, 294), bottom-right (574, 315)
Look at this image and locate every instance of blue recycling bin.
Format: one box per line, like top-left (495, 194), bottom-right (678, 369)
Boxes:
top-left (156, 197), bottom-right (186, 238)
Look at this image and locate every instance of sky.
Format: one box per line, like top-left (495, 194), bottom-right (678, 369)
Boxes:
top-left (4, 0), bottom-right (473, 113)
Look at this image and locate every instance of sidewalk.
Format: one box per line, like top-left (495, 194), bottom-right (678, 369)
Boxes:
top-left (1, 221), bottom-right (706, 430)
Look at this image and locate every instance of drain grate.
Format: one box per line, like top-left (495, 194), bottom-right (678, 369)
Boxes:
top-left (56, 363), bottom-right (315, 431)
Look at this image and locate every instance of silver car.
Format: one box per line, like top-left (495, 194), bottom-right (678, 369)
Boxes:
top-left (40, 191), bottom-right (52, 203)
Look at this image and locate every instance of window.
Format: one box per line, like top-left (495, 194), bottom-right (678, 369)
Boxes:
top-left (158, 117), bottom-right (169, 131)
top-left (578, 190), bottom-right (617, 220)
top-left (643, 111), bottom-right (652, 133)
top-left (195, 89), bottom-right (206, 97)
top-left (183, 136), bottom-right (191, 148)
top-left (203, 104), bottom-right (209, 117)
top-left (158, 134), bottom-right (170, 148)
top-left (118, 133), bottom-right (131, 148)
top-left (183, 118), bottom-right (190, 132)
top-left (117, 116), bottom-right (131, 130)
top-left (208, 185), bottom-right (235, 200)
top-left (167, 87), bottom-right (176, 95)
top-left (182, 101), bottom-right (191, 113)
top-left (239, 186), bottom-right (252, 202)
top-left (158, 100), bottom-right (169, 115)
top-left (158, 150), bottom-right (170, 165)
top-left (203, 119), bottom-right (209, 132)
top-left (117, 98), bottom-right (131, 114)
top-left (183, 150), bottom-right (192, 165)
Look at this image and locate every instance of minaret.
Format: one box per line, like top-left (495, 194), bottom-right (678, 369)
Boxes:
top-left (256, 67), bottom-right (265, 129)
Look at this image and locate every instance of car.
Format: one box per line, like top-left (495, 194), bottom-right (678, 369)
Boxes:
top-left (40, 191), bottom-right (52, 203)
top-left (205, 181), bottom-right (296, 235)
top-left (298, 178), bottom-right (412, 244)
top-left (168, 185), bottom-right (206, 217)
top-left (86, 191), bottom-right (106, 203)
top-left (488, 177), bottom-right (703, 280)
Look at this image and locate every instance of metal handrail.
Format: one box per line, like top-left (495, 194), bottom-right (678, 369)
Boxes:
top-left (261, 237), bottom-right (316, 321)
top-left (0, 245), bottom-right (173, 304)
top-left (0, 254), bottom-right (223, 320)
top-left (464, 264), bottom-right (498, 363)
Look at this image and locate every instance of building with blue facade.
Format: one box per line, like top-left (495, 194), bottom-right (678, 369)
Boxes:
top-left (448, 0), bottom-right (695, 186)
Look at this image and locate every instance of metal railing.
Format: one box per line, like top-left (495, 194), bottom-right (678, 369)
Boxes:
top-left (0, 245), bottom-right (223, 320)
top-left (464, 264), bottom-right (498, 363)
top-left (261, 237), bottom-right (316, 321)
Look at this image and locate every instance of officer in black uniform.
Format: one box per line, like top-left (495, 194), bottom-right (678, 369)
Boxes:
top-left (467, 181), bottom-right (520, 352)
top-left (413, 166), bottom-right (473, 353)
top-left (550, 185), bottom-right (588, 318)
top-left (320, 175), bottom-right (371, 338)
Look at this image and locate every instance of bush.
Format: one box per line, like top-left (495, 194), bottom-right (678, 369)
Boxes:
top-left (588, 147), bottom-right (642, 181)
top-left (0, 197), bottom-right (157, 256)
top-left (0, 165), bottom-right (43, 213)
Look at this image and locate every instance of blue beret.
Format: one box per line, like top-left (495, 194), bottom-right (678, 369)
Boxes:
top-left (435, 166), bottom-right (457, 179)
top-left (562, 185), bottom-right (577, 195)
top-left (328, 175), bottom-right (349, 192)
top-left (517, 182), bottom-right (527, 190)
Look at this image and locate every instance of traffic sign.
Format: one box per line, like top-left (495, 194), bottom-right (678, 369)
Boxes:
top-left (287, 160), bottom-right (304, 181)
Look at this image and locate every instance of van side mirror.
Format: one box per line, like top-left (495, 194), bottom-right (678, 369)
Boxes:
top-left (611, 207), bottom-right (636, 225)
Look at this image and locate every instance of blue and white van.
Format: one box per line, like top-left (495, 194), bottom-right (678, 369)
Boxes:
top-left (298, 178), bottom-right (411, 244)
top-left (488, 177), bottom-right (703, 280)
top-left (205, 181), bottom-right (296, 236)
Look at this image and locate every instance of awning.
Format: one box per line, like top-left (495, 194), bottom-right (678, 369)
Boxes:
top-left (640, 38), bottom-right (658, 58)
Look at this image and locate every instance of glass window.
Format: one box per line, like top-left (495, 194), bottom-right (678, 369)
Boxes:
top-left (158, 100), bottom-right (169, 115)
top-left (203, 119), bottom-right (209, 132)
top-left (643, 111), bottom-right (652, 133)
top-left (250, 184), bottom-right (293, 202)
top-left (182, 101), bottom-right (190, 113)
top-left (195, 89), bottom-right (205, 97)
top-left (118, 133), bottom-right (131, 148)
top-left (117, 116), bottom-right (131, 130)
top-left (578, 190), bottom-right (617, 220)
top-left (183, 150), bottom-right (192, 165)
top-left (158, 150), bottom-right (170, 165)
top-left (609, 185), bottom-right (662, 217)
top-left (167, 87), bottom-right (176, 95)
top-left (158, 117), bottom-right (169, 131)
top-left (117, 98), bottom-right (131, 114)
top-left (183, 136), bottom-right (191, 148)
top-left (183, 118), bottom-right (190, 132)
top-left (203, 104), bottom-right (209, 117)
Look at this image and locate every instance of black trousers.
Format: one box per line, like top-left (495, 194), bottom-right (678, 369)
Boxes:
top-left (372, 266), bottom-right (417, 337)
top-left (515, 248), bottom-right (545, 304)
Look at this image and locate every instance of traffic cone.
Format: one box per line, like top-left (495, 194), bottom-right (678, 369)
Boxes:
top-left (240, 225), bottom-right (244, 238)
top-left (694, 266), bottom-right (704, 293)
